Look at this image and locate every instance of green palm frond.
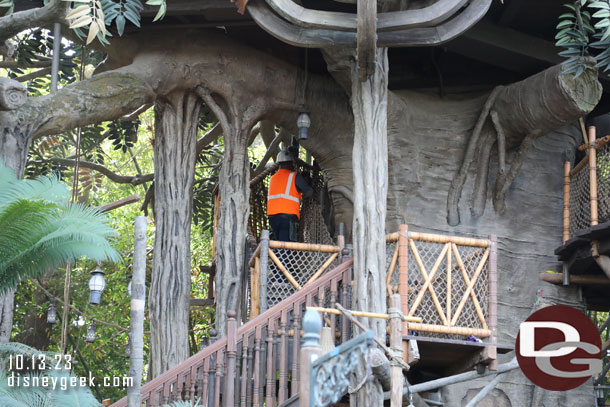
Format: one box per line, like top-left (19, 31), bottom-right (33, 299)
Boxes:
top-left (0, 369), bottom-right (53, 407)
top-left (0, 164), bottom-right (69, 213)
top-left (0, 163), bottom-right (120, 293)
top-left (49, 370), bottom-right (101, 407)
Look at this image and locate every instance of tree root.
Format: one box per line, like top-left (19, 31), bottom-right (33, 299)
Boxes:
top-left (493, 130), bottom-right (540, 214)
top-left (447, 85), bottom-right (542, 224)
top-left (447, 86), bottom-right (503, 226)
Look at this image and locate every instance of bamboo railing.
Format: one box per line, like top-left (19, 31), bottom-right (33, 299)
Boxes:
top-left (249, 232), bottom-right (343, 317)
top-left (385, 227), bottom-right (497, 342)
top-left (111, 259), bottom-right (354, 407)
top-left (113, 226), bottom-right (499, 406)
top-left (563, 125), bottom-right (610, 241)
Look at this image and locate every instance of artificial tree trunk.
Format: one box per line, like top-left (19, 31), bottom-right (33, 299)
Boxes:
top-left (196, 88), bottom-right (256, 335)
top-left (350, 48), bottom-right (389, 407)
top-left (148, 90), bottom-right (200, 377)
top-left (351, 48), bottom-right (389, 337)
top-left (0, 78), bottom-right (32, 343)
top-left (0, 137), bottom-right (29, 342)
top-left (214, 129), bottom-right (250, 334)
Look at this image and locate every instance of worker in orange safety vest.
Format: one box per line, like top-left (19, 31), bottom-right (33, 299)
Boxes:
top-left (267, 150), bottom-right (313, 241)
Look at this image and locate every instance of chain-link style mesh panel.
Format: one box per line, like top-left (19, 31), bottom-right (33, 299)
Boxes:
top-left (266, 248), bottom-right (340, 307)
top-left (597, 143), bottom-right (610, 225)
top-left (385, 237), bottom-right (489, 339)
top-left (570, 143), bottom-right (610, 235)
top-left (249, 163), bottom-right (333, 244)
top-left (570, 161), bottom-right (591, 235)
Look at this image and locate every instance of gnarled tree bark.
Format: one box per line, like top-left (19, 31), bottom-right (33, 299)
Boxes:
top-left (148, 90), bottom-right (201, 377)
top-left (350, 47), bottom-right (389, 407)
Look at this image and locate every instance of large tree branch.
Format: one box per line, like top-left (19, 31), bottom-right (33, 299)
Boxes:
top-left (49, 157), bottom-right (154, 185)
top-left (15, 67), bottom-right (52, 82)
top-left (0, 60), bottom-right (52, 69)
top-left (447, 64), bottom-right (602, 225)
top-left (0, 0), bottom-right (68, 43)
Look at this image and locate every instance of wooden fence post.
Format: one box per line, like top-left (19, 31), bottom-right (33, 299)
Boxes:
top-left (563, 161), bottom-right (571, 243)
top-left (337, 222), bottom-right (345, 263)
top-left (398, 225), bottom-right (410, 362)
top-left (389, 294), bottom-right (403, 407)
top-left (300, 308), bottom-right (322, 407)
top-left (487, 235), bottom-right (498, 371)
top-left (127, 216), bottom-right (147, 407)
top-left (590, 126), bottom-right (598, 227)
top-left (259, 230), bottom-right (270, 313)
top-left (224, 311), bottom-right (237, 407)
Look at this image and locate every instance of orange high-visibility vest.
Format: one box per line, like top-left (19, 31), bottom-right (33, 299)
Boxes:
top-left (267, 169), bottom-right (302, 218)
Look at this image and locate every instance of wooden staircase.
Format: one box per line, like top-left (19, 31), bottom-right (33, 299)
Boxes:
top-left (112, 259), bottom-right (354, 407)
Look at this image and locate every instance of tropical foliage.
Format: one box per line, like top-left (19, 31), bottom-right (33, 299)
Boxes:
top-left (557, 0), bottom-right (610, 76)
top-left (0, 342), bottom-right (100, 407)
top-left (0, 163), bottom-right (119, 293)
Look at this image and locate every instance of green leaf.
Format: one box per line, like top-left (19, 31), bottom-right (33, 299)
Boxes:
top-left (152, 1), bottom-right (166, 22)
top-left (557, 19), bottom-right (574, 29)
top-left (115, 14), bottom-right (125, 36)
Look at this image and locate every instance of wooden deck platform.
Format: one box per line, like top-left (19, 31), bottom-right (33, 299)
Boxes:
top-left (553, 221), bottom-right (610, 310)
top-left (403, 335), bottom-right (514, 382)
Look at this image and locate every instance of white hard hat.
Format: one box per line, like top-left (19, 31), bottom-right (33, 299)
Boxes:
top-left (277, 150), bottom-right (293, 163)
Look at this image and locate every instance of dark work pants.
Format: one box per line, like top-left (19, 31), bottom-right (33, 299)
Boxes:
top-left (269, 214), bottom-right (298, 242)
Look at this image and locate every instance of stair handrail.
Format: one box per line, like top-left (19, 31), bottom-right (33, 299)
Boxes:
top-left (112, 258), bottom-right (353, 407)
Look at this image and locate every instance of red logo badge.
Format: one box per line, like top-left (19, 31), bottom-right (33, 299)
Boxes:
top-left (516, 305), bottom-right (602, 391)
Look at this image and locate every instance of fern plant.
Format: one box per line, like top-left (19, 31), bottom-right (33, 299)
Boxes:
top-left (0, 162), bottom-right (120, 293)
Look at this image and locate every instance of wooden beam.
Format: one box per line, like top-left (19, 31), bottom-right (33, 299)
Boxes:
top-left (447, 21), bottom-right (562, 74)
top-left (96, 194), bottom-right (141, 213)
top-left (357, 0), bottom-right (377, 82)
top-left (190, 298), bottom-right (214, 307)
top-left (539, 272), bottom-right (610, 285)
top-left (376, 0), bottom-right (492, 47)
top-left (263, 0), bottom-right (467, 32)
top-left (247, 0), bottom-right (491, 48)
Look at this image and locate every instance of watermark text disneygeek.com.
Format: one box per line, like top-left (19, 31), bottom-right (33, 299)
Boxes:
top-left (6, 372), bottom-right (133, 390)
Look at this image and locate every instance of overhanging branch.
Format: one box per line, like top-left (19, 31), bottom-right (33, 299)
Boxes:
top-left (49, 157), bottom-right (154, 185)
top-left (0, 0), bottom-right (68, 43)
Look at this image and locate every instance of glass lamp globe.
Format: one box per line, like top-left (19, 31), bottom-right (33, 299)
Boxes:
top-left (47, 302), bottom-right (57, 325)
top-left (89, 263), bottom-right (106, 305)
top-left (297, 110), bottom-right (311, 140)
top-left (86, 322), bottom-right (96, 343)
top-left (127, 279), bottom-right (132, 298)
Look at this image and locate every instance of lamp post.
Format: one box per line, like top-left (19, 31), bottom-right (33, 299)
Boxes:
top-left (47, 302), bottom-right (57, 325)
top-left (89, 262), bottom-right (106, 305)
top-left (297, 108), bottom-right (311, 140)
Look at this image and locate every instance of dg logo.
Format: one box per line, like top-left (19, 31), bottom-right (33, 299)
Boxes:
top-left (516, 305), bottom-right (602, 391)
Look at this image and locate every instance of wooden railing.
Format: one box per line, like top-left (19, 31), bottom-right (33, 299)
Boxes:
top-left (111, 259), bottom-right (353, 407)
top-left (563, 125), bottom-right (610, 241)
top-left (249, 231), bottom-right (344, 317)
top-left (113, 226), bottom-right (498, 406)
top-left (385, 226), bottom-right (497, 345)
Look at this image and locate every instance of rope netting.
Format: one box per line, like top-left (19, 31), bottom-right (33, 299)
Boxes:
top-left (249, 162), bottom-right (333, 245)
top-left (386, 238), bottom-right (489, 339)
top-left (570, 143), bottom-right (610, 235)
top-left (266, 248), bottom-right (340, 307)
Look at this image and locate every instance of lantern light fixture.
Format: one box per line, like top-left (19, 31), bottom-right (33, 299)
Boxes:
top-left (127, 278), bottom-right (132, 298)
top-left (89, 262), bottom-right (106, 305)
top-left (86, 321), bottom-right (96, 343)
top-left (297, 108), bottom-right (310, 140)
top-left (47, 302), bottom-right (57, 325)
